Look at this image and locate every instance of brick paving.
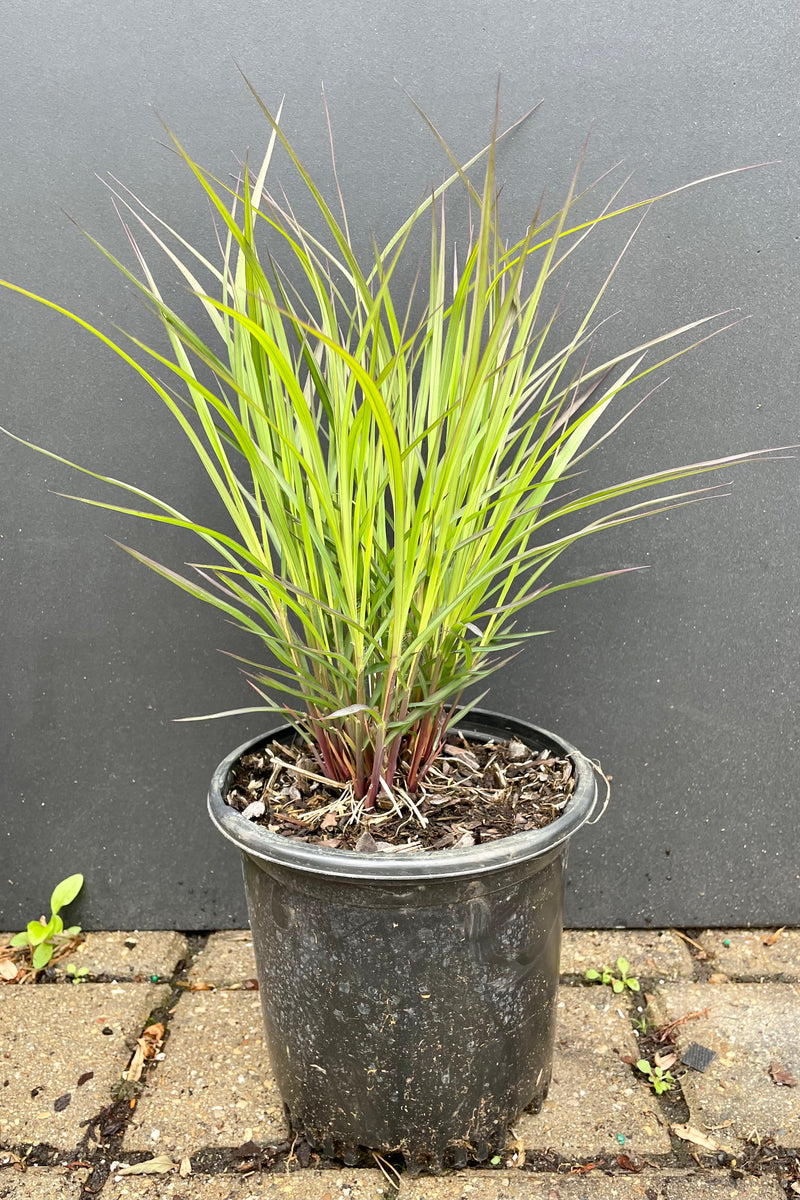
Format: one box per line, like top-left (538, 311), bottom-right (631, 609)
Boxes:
top-left (392, 1169), bottom-right (788, 1198)
top-left (187, 932), bottom-right (257, 987)
top-left (0, 929), bottom-right (797, 1198)
top-left (53, 933), bottom-right (189, 984)
top-left (697, 928), bottom-right (800, 981)
top-left (652, 981), bottom-right (800, 1147)
top-left (558, 928), bottom-right (695, 980)
top-left (0, 983), bottom-right (168, 1150)
top-left (103, 1169), bottom-right (388, 1199)
top-left (514, 988), bottom-right (671, 1156)
top-left (123, 992), bottom-right (286, 1153)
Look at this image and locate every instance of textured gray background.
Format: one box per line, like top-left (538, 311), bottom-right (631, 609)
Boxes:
top-left (1, 1), bottom-right (797, 930)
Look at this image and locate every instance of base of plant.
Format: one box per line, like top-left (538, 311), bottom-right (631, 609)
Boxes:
top-left (225, 730), bottom-right (576, 850)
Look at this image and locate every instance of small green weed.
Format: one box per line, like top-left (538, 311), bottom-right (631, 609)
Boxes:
top-left (637, 1058), bottom-right (675, 1094)
top-left (66, 963), bottom-right (90, 983)
top-left (585, 956), bottom-right (640, 993)
top-left (9, 874), bottom-right (84, 969)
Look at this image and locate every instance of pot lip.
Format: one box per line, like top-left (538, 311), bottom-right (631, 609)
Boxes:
top-left (207, 707), bottom-right (598, 882)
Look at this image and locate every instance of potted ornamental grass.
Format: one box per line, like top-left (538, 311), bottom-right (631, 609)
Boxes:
top-left (0, 82), bottom-right (780, 1169)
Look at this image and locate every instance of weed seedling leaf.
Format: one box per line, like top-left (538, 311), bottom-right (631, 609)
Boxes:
top-left (32, 942), bottom-right (54, 969)
top-left (50, 874), bottom-right (84, 913)
top-left (26, 920), bottom-right (49, 946)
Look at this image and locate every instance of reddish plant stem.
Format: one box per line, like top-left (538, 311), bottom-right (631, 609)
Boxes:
top-left (309, 718), bottom-right (338, 778)
top-left (383, 732), bottom-right (404, 791)
top-left (415, 707), bottom-right (450, 784)
top-left (364, 727), bottom-right (384, 811)
top-left (327, 731), bottom-right (354, 781)
top-left (352, 715), bottom-right (366, 801)
top-left (365, 663), bottom-right (399, 810)
top-left (406, 713), bottom-right (433, 791)
top-left (309, 720), bottom-right (353, 786)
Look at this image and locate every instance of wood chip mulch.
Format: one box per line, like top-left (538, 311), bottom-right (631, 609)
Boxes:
top-left (225, 733), bottom-right (576, 853)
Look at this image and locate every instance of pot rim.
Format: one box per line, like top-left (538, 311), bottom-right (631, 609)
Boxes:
top-left (207, 707), bottom-right (598, 881)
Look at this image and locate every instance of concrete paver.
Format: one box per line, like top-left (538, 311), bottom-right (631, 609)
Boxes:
top-left (54, 932), bottom-right (189, 982)
top-left (187, 933), bottom-right (257, 987)
top-left (394, 1168), bottom-right (788, 1198)
top-left (0, 983), bottom-right (168, 1150)
top-left (124, 992), bottom-right (286, 1154)
top-left (698, 929), bottom-right (800, 980)
top-left (654, 981), bottom-right (800, 1146)
top-left (2, 930), bottom-right (799, 1200)
top-left (559, 929), bottom-right (694, 980)
top-left (106, 1168), bottom-right (388, 1199)
top-left (0, 1165), bottom-right (790, 1200)
top-left (0, 1165), bottom-right (88, 1200)
top-left (514, 987), bottom-right (671, 1156)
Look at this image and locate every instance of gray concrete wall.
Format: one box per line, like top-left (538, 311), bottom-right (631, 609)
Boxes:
top-left (1, 1), bottom-right (797, 930)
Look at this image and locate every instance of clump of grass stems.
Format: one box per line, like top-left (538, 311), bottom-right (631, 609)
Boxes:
top-left (0, 82), bottom-right (779, 819)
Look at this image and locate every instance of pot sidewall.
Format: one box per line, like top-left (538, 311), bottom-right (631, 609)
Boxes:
top-left (208, 710), bottom-right (597, 1165)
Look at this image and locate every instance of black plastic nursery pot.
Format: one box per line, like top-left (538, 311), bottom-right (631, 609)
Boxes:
top-left (207, 709), bottom-right (597, 1172)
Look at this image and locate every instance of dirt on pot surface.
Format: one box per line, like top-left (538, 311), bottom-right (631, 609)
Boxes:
top-left (225, 732), bottom-right (577, 851)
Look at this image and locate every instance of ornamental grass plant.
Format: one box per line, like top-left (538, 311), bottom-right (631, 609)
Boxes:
top-left (0, 84), bottom-right (776, 825)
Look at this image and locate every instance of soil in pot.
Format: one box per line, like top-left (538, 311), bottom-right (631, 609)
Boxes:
top-left (225, 729), bottom-right (577, 851)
